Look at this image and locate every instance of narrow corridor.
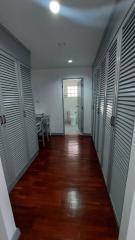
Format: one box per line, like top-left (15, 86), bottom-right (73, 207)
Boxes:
top-left (10, 136), bottom-right (118, 240)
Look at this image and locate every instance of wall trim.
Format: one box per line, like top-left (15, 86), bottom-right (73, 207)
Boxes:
top-left (11, 228), bottom-right (21, 240)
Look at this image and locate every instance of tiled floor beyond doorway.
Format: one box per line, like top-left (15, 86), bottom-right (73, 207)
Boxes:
top-left (65, 123), bottom-right (81, 135)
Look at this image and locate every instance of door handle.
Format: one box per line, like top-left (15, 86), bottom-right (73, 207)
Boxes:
top-left (3, 115), bottom-right (6, 124)
top-left (110, 116), bottom-right (115, 127)
top-left (23, 110), bottom-right (27, 117)
top-left (0, 116), bottom-right (3, 125)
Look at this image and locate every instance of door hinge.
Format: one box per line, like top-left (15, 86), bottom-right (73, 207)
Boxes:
top-left (111, 116), bottom-right (115, 127)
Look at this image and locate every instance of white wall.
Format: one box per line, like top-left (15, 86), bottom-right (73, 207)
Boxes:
top-left (32, 67), bottom-right (92, 134)
top-left (0, 25), bottom-right (30, 66)
top-left (0, 158), bottom-right (20, 240)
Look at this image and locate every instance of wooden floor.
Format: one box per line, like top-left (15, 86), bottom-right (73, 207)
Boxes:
top-left (10, 136), bottom-right (118, 240)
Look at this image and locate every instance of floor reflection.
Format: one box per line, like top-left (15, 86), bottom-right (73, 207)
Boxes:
top-left (67, 141), bottom-right (79, 156)
top-left (67, 190), bottom-right (80, 210)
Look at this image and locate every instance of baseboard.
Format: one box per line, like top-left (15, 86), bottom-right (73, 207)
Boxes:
top-left (51, 133), bottom-right (91, 136)
top-left (51, 133), bottom-right (64, 136)
top-left (11, 228), bottom-right (21, 240)
top-left (9, 151), bottom-right (39, 192)
top-left (82, 133), bottom-right (92, 136)
top-left (109, 194), bottom-right (119, 227)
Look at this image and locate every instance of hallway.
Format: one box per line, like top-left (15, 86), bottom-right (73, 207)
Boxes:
top-left (10, 136), bottom-right (118, 240)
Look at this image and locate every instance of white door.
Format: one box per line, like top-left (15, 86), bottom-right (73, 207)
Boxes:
top-left (19, 64), bottom-right (38, 160)
top-left (102, 39), bottom-right (118, 184)
top-left (110, 10), bottom-right (135, 225)
top-left (97, 58), bottom-right (106, 162)
top-left (95, 69), bottom-right (100, 151)
top-left (0, 105), bottom-right (12, 188)
top-left (0, 52), bottom-right (28, 188)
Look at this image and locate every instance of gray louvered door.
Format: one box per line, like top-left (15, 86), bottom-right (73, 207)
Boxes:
top-left (95, 69), bottom-right (100, 151)
top-left (19, 64), bottom-right (38, 160)
top-left (0, 52), bottom-right (28, 187)
top-left (92, 70), bottom-right (98, 142)
top-left (0, 103), bottom-right (12, 188)
top-left (102, 39), bottom-right (117, 184)
top-left (98, 58), bottom-right (106, 162)
top-left (110, 11), bottom-right (135, 225)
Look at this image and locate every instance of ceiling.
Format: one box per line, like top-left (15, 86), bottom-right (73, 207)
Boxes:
top-left (0, 0), bottom-right (115, 69)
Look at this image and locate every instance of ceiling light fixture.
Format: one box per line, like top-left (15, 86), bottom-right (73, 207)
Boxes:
top-left (68, 60), bottom-right (73, 63)
top-left (49, 1), bottom-right (60, 14)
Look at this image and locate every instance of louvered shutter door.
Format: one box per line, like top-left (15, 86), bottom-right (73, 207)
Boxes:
top-left (102, 40), bottom-right (117, 183)
top-left (95, 69), bottom-right (100, 151)
top-left (110, 11), bottom-right (135, 225)
top-left (92, 70), bottom-right (97, 143)
top-left (0, 53), bottom-right (28, 180)
top-left (20, 64), bottom-right (38, 160)
top-left (98, 59), bottom-right (106, 162)
top-left (0, 105), bottom-right (12, 188)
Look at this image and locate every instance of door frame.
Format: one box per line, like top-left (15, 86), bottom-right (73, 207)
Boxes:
top-left (62, 78), bottom-right (84, 135)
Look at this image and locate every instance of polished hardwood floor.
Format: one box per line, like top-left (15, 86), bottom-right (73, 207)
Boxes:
top-left (10, 136), bottom-right (118, 240)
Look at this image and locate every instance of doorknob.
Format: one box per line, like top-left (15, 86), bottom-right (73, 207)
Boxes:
top-left (23, 110), bottom-right (27, 117)
top-left (3, 115), bottom-right (6, 124)
top-left (110, 116), bottom-right (115, 127)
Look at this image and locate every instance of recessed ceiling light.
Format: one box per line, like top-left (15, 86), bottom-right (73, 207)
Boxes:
top-left (68, 60), bottom-right (73, 63)
top-left (49, 1), bottom-right (60, 14)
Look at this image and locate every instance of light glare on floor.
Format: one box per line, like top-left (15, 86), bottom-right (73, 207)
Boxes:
top-left (49, 1), bottom-right (60, 14)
